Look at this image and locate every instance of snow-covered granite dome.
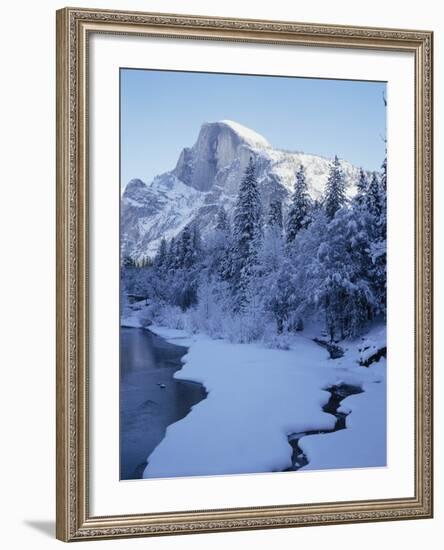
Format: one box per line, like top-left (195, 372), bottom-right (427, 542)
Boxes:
top-left (174, 120), bottom-right (270, 192)
top-left (122, 120), bottom-right (365, 261)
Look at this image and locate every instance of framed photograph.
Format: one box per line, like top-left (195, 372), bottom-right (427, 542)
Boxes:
top-left (56, 7), bottom-right (433, 542)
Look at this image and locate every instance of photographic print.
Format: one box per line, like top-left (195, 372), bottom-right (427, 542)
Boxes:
top-left (120, 68), bottom-right (387, 481)
top-left (56, 9), bottom-right (433, 540)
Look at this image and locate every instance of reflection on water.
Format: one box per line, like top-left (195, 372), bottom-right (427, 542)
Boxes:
top-left (120, 327), bottom-right (206, 480)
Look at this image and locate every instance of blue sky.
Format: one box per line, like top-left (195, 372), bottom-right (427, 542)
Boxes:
top-left (121, 69), bottom-right (386, 189)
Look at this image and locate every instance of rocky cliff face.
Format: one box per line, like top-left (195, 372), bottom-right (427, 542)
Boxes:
top-left (172, 121), bottom-right (271, 192)
top-left (121, 120), bottom-right (362, 262)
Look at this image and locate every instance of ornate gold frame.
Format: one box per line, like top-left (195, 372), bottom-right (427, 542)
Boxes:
top-left (56, 7), bottom-right (433, 542)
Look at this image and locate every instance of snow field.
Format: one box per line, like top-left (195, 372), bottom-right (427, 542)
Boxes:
top-left (141, 325), bottom-right (386, 478)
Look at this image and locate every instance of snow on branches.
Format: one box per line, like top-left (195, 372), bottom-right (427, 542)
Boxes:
top-left (122, 154), bottom-right (387, 344)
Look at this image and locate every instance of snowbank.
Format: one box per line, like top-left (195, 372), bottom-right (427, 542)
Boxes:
top-left (299, 359), bottom-right (386, 470)
top-left (142, 325), bottom-right (386, 478)
top-left (120, 299), bottom-right (149, 329)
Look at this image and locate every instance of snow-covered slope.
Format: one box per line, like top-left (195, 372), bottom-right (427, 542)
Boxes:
top-left (121, 120), bottom-right (363, 261)
top-left (121, 176), bottom-right (205, 262)
top-left (219, 119), bottom-right (271, 148)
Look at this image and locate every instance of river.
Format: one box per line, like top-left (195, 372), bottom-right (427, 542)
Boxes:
top-left (120, 327), bottom-right (207, 480)
top-left (285, 383), bottom-right (363, 470)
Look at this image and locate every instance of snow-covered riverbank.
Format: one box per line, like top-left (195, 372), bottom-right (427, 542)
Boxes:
top-left (134, 322), bottom-right (386, 479)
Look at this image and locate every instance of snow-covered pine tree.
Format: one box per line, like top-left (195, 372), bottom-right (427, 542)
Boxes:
top-left (370, 94), bottom-right (388, 316)
top-left (380, 156), bottom-right (387, 188)
top-left (216, 205), bottom-right (229, 232)
top-left (316, 207), bottom-right (376, 340)
top-left (378, 157), bottom-right (387, 237)
top-left (366, 172), bottom-right (383, 220)
top-left (253, 196), bottom-right (286, 332)
top-left (369, 157), bottom-right (387, 316)
top-left (179, 225), bottom-right (196, 269)
top-left (353, 168), bottom-right (368, 210)
top-left (233, 157), bottom-right (262, 255)
top-left (211, 206), bottom-right (232, 281)
top-left (377, 91), bottom-right (388, 240)
top-left (232, 157), bottom-right (262, 307)
top-left (154, 237), bottom-right (168, 272)
top-left (349, 167), bottom-right (376, 286)
top-left (286, 164), bottom-right (311, 242)
top-left (264, 257), bottom-right (298, 333)
top-left (324, 155), bottom-right (347, 220)
top-left (162, 226), bottom-right (200, 310)
top-left (268, 197), bottom-right (283, 230)
top-left (192, 224), bottom-right (202, 255)
top-left (258, 197), bottom-right (284, 273)
top-left (166, 237), bottom-right (180, 272)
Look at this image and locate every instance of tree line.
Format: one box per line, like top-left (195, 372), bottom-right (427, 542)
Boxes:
top-left (123, 154), bottom-right (386, 344)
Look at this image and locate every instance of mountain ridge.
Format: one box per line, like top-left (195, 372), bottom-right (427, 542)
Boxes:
top-left (121, 120), bottom-right (364, 262)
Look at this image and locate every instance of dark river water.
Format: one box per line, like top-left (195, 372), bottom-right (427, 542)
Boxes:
top-left (285, 383), bottom-right (363, 471)
top-left (120, 327), bottom-right (207, 480)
